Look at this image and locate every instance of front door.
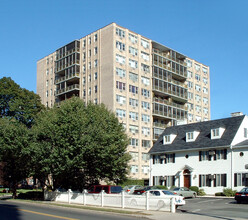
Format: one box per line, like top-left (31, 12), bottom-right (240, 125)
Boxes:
top-left (183, 169), bottom-right (191, 188)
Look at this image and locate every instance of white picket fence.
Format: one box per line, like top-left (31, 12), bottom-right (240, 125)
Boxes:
top-left (44, 190), bottom-right (176, 213)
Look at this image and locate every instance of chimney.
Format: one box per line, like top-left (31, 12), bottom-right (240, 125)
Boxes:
top-left (231, 112), bottom-right (243, 117)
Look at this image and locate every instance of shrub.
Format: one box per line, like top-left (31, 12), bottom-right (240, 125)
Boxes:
top-left (223, 188), bottom-right (236, 197)
top-left (215, 192), bottom-right (225, 196)
top-left (154, 185), bottom-right (168, 190)
top-left (120, 179), bottom-right (144, 187)
top-left (17, 191), bottom-right (43, 200)
top-left (189, 186), bottom-right (199, 194)
top-left (198, 188), bottom-right (206, 196)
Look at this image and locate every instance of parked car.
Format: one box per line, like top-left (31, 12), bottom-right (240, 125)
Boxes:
top-left (171, 187), bottom-right (196, 198)
top-left (123, 185), bottom-right (143, 194)
top-left (87, 185), bottom-right (122, 194)
top-left (235, 187), bottom-right (248, 204)
top-left (146, 189), bottom-right (185, 207)
top-left (133, 186), bottom-right (160, 195)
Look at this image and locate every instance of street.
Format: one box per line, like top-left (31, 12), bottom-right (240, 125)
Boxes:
top-left (0, 200), bottom-right (141, 220)
top-left (178, 197), bottom-right (248, 219)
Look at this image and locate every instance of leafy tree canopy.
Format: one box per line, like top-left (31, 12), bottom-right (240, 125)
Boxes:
top-left (31, 97), bottom-right (130, 190)
top-left (0, 77), bottom-right (44, 127)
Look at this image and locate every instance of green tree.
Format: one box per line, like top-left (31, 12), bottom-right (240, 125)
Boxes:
top-left (0, 119), bottom-right (31, 198)
top-left (0, 77), bottom-right (44, 128)
top-left (31, 97), bottom-right (130, 190)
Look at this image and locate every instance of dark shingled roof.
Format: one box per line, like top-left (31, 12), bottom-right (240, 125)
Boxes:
top-left (149, 115), bottom-right (245, 154)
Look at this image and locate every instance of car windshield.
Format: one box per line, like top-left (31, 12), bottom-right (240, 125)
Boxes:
top-left (162, 191), bottom-right (174, 195)
top-left (240, 188), bottom-right (248, 192)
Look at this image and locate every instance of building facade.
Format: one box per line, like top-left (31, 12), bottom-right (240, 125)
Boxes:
top-left (149, 114), bottom-right (248, 195)
top-left (37, 23), bottom-right (210, 180)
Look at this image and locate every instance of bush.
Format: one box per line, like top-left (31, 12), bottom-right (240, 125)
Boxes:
top-left (120, 179), bottom-right (144, 187)
top-left (154, 185), bottom-right (168, 190)
top-left (17, 191), bottom-right (43, 200)
top-left (198, 188), bottom-right (206, 196)
top-left (189, 186), bottom-right (199, 194)
top-left (223, 188), bottom-right (236, 197)
top-left (215, 192), bottom-right (225, 196)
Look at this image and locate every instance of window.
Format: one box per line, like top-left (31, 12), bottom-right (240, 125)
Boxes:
top-left (94, 47), bottom-right (98, 55)
top-left (46, 90), bottom-right (48, 97)
top-left (186, 131), bottom-right (199, 142)
top-left (129, 59), bottom-right (138, 68)
top-left (46, 58), bottom-right (49, 64)
top-left (129, 98), bottom-right (138, 107)
top-left (195, 116), bottom-right (201, 122)
top-left (142, 140), bottom-right (150, 148)
top-left (94, 98), bottom-right (98, 104)
top-left (89, 49), bottom-right (92, 57)
top-left (195, 74), bottom-right (201, 81)
top-left (203, 77), bottom-right (208, 84)
top-left (141, 63), bottom-right (150, 72)
top-left (199, 174), bottom-right (211, 187)
top-left (187, 81), bottom-right (193, 89)
top-left (141, 39), bottom-right (149, 49)
top-left (129, 46), bottom-right (138, 56)
top-left (94, 59), bottom-right (98, 67)
top-left (129, 111), bottom-right (138, 121)
top-left (116, 54), bottom-right (126, 64)
top-left (83, 89), bottom-right (86, 97)
top-left (202, 67), bottom-right (208, 74)
top-left (130, 152), bottom-right (138, 162)
top-left (195, 105), bottom-right (201, 113)
top-left (142, 153), bottom-right (149, 161)
top-left (234, 173), bottom-right (248, 187)
top-left (203, 87), bottom-right (208, 94)
top-left (88, 37), bottom-right (91, 45)
top-left (46, 80), bottom-right (49, 87)
top-left (131, 165), bottom-right (138, 173)
top-left (129, 72), bottom-right (138, 82)
top-left (142, 114), bottom-right (150, 122)
top-left (163, 135), bottom-right (171, 144)
top-left (195, 64), bottom-right (200, 71)
top-left (116, 68), bottom-right (126, 77)
top-left (130, 138), bottom-right (138, 147)
top-left (129, 85), bottom-right (138, 94)
top-left (195, 94), bottom-right (201, 102)
top-left (94, 72), bottom-right (98, 80)
top-left (46, 69), bottom-right (49, 75)
top-left (83, 64), bottom-right (86, 73)
top-left (187, 71), bottom-right (193, 78)
top-left (199, 151), bottom-right (209, 161)
top-left (129, 33), bottom-right (137, 43)
top-left (214, 174), bottom-right (227, 187)
top-left (141, 51), bottom-right (149, 61)
top-left (142, 165), bottom-right (149, 174)
top-left (141, 88), bottom-right (150, 98)
top-left (216, 149), bottom-right (227, 160)
top-left (83, 39), bottom-right (86, 48)
top-left (94, 34), bottom-right (97, 42)
top-left (195, 84), bottom-right (201, 92)
top-left (203, 107), bottom-right (208, 114)
top-left (83, 52), bottom-right (86, 61)
top-left (244, 128), bottom-right (248, 138)
top-left (116, 109), bottom-right (126, 118)
top-left (187, 103), bottom-right (194, 110)
top-left (94, 85), bottom-right (97, 93)
top-left (116, 28), bottom-right (125, 38)
top-left (129, 125), bottom-right (138, 133)
top-left (203, 97), bottom-right (208, 104)
top-left (116, 95), bottom-right (126, 104)
top-left (141, 76), bottom-right (150, 86)
top-left (88, 74), bottom-right (91, 82)
top-left (116, 81), bottom-right (126, 91)
top-left (116, 41), bottom-right (125, 51)
top-left (88, 87), bottom-right (91, 95)
top-left (141, 101), bottom-right (150, 110)
top-left (88, 62), bottom-right (91, 69)
top-left (187, 60), bottom-right (192, 67)
top-left (188, 92), bottom-right (193, 100)
top-left (211, 128), bottom-right (225, 139)
top-left (188, 113), bottom-right (193, 121)
top-left (142, 127), bottom-right (150, 135)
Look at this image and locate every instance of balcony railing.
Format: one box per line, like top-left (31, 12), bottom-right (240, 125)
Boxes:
top-left (153, 85), bottom-right (188, 100)
top-left (55, 73), bottom-right (80, 84)
top-left (153, 72), bottom-right (187, 88)
top-left (56, 84), bottom-right (80, 96)
top-left (56, 48), bottom-right (80, 60)
top-left (153, 122), bottom-right (167, 129)
top-left (153, 61), bottom-right (187, 78)
top-left (55, 60), bottom-right (80, 73)
top-left (153, 97), bottom-right (187, 110)
top-left (152, 48), bottom-right (187, 67)
top-left (153, 109), bottom-right (184, 120)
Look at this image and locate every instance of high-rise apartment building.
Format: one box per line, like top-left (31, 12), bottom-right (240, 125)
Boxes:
top-left (37, 23), bottom-right (210, 180)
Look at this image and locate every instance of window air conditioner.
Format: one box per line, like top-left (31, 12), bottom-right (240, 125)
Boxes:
top-left (209, 151), bottom-right (215, 156)
top-left (160, 155), bottom-right (166, 159)
top-left (160, 176), bottom-right (167, 181)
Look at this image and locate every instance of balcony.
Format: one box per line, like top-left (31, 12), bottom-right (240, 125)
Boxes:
top-left (153, 48), bottom-right (187, 67)
top-left (55, 84), bottom-right (80, 96)
top-left (153, 122), bottom-right (167, 129)
top-left (153, 97), bottom-right (187, 110)
top-left (55, 73), bottom-right (80, 84)
top-left (55, 60), bottom-right (80, 73)
top-left (153, 60), bottom-right (187, 78)
top-left (153, 85), bottom-right (187, 102)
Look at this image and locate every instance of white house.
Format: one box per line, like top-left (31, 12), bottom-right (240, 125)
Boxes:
top-left (148, 114), bottom-right (248, 195)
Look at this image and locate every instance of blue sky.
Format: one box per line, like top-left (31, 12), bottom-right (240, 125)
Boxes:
top-left (0, 0), bottom-right (247, 120)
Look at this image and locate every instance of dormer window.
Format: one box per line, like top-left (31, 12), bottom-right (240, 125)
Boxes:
top-left (186, 131), bottom-right (200, 142)
top-left (211, 127), bottom-right (225, 139)
top-left (163, 134), bottom-right (176, 145)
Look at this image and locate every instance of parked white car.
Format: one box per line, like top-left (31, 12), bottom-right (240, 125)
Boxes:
top-left (146, 190), bottom-right (185, 207)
